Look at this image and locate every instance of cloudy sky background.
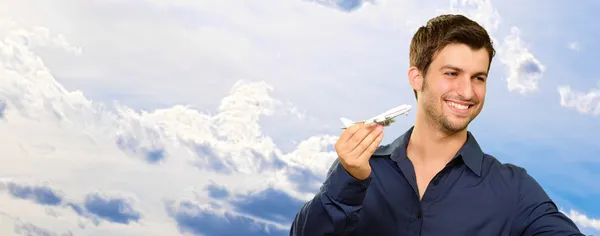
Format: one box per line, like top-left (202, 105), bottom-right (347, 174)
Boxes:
top-left (0, 0), bottom-right (599, 235)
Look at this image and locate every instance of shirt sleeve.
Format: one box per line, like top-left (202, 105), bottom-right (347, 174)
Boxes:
top-left (289, 158), bottom-right (371, 236)
top-left (512, 168), bottom-right (585, 236)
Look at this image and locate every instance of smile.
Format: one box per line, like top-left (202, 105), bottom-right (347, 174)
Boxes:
top-left (445, 100), bottom-right (473, 114)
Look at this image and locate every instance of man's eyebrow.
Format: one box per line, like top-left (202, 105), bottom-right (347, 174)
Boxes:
top-left (440, 64), bottom-right (488, 77)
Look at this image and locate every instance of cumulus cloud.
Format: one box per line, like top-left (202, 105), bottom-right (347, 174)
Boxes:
top-left (0, 18), bottom-right (340, 235)
top-left (439, 0), bottom-right (501, 32)
top-left (499, 27), bottom-right (546, 94)
top-left (558, 84), bottom-right (600, 116)
top-left (564, 209), bottom-right (600, 233)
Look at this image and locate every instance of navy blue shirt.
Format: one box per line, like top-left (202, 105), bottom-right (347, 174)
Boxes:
top-left (290, 127), bottom-right (583, 235)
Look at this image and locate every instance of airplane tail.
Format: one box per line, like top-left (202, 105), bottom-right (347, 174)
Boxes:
top-left (340, 117), bottom-right (355, 128)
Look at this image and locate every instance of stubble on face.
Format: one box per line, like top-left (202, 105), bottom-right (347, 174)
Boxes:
top-left (420, 77), bottom-right (475, 134)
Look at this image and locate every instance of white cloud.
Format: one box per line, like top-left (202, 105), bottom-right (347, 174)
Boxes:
top-left (0, 20), bottom-right (340, 235)
top-left (564, 209), bottom-right (600, 232)
top-left (499, 27), bottom-right (546, 94)
top-left (558, 84), bottom-right (600, 116)
top-left (439, 0), bottom-right (501, 32)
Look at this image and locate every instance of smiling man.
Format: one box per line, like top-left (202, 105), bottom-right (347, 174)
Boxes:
top-left (290, 14), bottom-right (584, 235)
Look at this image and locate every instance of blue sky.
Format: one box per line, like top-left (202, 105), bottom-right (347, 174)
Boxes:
top-left (0, 0), bottom-right (598, 235)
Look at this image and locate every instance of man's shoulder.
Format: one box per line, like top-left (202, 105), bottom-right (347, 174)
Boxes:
top-left (482, 153), bottom-right (553, 204)
top-left (481, 153), bottom-right (531, 183)
top-left (482, 153), bottom-right (525, 170)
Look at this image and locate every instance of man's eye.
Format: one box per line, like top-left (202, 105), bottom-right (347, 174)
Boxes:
top-left (444, 72), bottom-right (457, 76)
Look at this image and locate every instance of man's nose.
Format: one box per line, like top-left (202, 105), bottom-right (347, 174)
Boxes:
top-left (456, 76), bottom-right (474, 100)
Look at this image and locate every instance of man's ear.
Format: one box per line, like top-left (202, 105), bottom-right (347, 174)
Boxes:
top-left (408, 66), bottom-right (423, 92)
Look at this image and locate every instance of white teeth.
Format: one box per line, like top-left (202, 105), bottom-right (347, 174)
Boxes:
top-left (447, 101), bottom-right (469, 110)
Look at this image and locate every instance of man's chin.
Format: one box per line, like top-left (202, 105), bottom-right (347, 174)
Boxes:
top-left (441, 117), bottom-right (472, 132)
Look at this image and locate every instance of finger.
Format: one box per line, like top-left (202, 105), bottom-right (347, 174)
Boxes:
top-left (357, 128), bottom-right (384, 162)
top-left (348, 123), bottom-right (378, 152)
top-left (338, 122), bottom-right (365, 143)
top-left (336, 123), bottom-right (365, 155)
top-left (349, 124), bottom-right (382, 156)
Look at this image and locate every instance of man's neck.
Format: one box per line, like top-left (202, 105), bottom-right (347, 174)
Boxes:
top-left (407, 117), bottom-right (467, 165)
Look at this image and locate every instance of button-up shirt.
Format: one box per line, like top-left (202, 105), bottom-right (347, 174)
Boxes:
top-left (290, 127), bottom-right (583, 235)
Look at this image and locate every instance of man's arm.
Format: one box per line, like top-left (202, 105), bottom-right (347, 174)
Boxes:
top-left (512, 168), bottom-right (584, 236)
top-left (290, 159), bottom-right (371, 236)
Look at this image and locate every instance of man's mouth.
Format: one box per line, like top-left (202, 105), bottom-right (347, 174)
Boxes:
top-left (445, 100), bottom-right (474, 114)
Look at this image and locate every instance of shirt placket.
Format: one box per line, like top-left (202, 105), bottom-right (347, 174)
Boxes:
top-left (416, 158), bottom-right (462, 235)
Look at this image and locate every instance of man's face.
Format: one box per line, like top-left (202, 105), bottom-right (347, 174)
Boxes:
top-left (417, 43), bottom-right (489, 133)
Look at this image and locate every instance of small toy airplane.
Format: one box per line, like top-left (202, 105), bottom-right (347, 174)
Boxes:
top-left (340, 104), bottom-right (412, 129)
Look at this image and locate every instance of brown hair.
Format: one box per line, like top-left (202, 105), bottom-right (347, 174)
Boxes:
top-left (409, 14), bottom-right (495, 100)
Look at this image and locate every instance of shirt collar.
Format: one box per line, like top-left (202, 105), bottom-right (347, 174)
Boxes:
top-left (372, 126), bottom-right (484, 176)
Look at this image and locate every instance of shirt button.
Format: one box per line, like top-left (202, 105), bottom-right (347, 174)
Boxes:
top-left (417, 211), bottom-right (422, 218)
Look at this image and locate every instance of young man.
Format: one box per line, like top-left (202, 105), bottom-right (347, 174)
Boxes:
top-left (289, 14), bottom-right (584, 235)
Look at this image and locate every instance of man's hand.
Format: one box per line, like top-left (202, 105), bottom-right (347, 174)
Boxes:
top-left (334, 123), bottom-right (384, 180)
